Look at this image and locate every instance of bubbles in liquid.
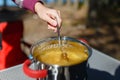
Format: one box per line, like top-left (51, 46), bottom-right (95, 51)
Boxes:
top-left (33, 40), bottom-right (89, 66)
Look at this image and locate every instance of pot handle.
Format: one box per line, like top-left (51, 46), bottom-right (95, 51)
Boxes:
top-left (23, 59), bottom-right (47, 78)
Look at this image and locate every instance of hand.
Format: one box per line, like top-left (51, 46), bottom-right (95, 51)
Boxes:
top-left (35, 2), bottom-right (62, 32)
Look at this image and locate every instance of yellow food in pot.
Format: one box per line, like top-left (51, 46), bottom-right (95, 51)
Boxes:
top-left (33, 41), bottom-right (88, 66)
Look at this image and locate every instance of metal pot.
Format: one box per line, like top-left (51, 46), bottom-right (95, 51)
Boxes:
top-left (23, 36), bottom-right (92, 80)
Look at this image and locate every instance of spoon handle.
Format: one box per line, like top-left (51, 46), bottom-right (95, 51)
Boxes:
top-left (57, 26), bottom-right (61, 46)
top-left (56, 18), bottom-right (61, 46)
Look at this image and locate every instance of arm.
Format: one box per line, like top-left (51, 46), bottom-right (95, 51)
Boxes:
top-left (12, 0), bottom-right (43, 12)
top-left (12, 0), bottom-right (62, 32)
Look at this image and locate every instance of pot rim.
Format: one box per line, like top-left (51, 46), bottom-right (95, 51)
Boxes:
top-left (30, 36), bottom-right (92, 66)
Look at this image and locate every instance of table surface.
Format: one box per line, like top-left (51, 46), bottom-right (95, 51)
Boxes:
top-left (0, 49), bottom-right (120, 80)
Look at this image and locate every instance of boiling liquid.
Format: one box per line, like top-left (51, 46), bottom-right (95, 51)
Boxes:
top-left (33, 41), bottom-right (89, 66)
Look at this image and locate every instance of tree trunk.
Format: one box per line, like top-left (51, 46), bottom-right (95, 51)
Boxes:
top-left (66, 0), bottom-right (71, 6)
top-left (73, 0), bottom-right (79, 10)
top-left (57, 0), bottom-right (63, 6)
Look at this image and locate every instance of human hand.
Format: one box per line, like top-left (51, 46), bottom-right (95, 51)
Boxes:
top-left (35, 2), bottom-right (62, 32)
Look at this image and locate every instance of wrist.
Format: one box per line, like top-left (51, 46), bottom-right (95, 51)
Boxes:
top-left (35, 2), bottom-right (46, 14)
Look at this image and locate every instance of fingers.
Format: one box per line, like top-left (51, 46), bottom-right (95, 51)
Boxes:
top-left (35, 2), bottom-right (62, 32)
top-left (47, 23), bottom-right (57, 32)
top-left (46, 15), bottom-right (57, 27)
top-left (46, 10), bottom-right (62, 32)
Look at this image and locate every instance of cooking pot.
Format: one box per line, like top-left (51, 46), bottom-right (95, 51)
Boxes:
top-left (23, 36), bottom-right (92, 80)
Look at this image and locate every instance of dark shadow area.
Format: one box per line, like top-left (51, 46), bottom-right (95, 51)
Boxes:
top-left (87, 65), bottom-right (120, 80)
top-left (114, 65), bottom-right (120, 80)
top-left (0, 7), bottom-right (26, 22)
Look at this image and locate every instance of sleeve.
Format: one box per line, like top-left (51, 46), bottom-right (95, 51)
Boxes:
top-left (12, 0), bottom-right (43, 12)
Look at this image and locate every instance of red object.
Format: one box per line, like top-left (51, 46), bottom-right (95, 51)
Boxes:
top-left (23, 59), bottom-right (47, 78)
top-left (78, 38), bottom-right (88, 44)
top-left (0, 21), bottom-right (27, 70)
